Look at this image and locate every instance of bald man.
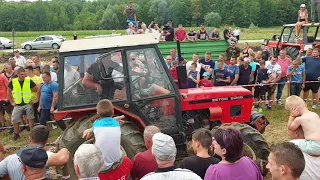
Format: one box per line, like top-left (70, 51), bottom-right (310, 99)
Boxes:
top-left (131, 126), bottom-right (160, 180)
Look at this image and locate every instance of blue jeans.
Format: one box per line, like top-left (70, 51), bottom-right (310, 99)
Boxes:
top-left (276, 77), bottom-right (287, 100)
top-left (290, 83), bottom-right (302, 96)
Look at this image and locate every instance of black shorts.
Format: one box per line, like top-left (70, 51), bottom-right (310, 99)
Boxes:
top-left (267, 84), bottom-right (277, 96)
top-left (0, 100), bottom-right (12, 114)
top-left (299, 19), bottom-right (306, 22)
top-left (303, 82), bottom-right (320, 93)
top-left (254, 85), bottom-right (267, 99)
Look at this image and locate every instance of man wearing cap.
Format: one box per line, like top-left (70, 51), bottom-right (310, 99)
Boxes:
top-left (18, 146), bottom-right (48, 180)
top-left (14, 50), bottom-right (26, 67)
top-left (141, 133), bottom-right (202, 180)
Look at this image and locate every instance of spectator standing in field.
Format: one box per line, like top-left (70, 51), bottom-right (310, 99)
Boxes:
top-left (166, 55), bottom-right (173, 68)
top-left (38, 72), bottom-right (58, 126)
top-left (41, 65), bottom-right (58, 83)
top-left (233, 27), bottom-right (240, 41)
top-left (219, 54), bottom-right (229, 65)
top-left (225, 41), bottom-right (241, 60)
top-left (261, 45), bottom-right (270, 61)
top-left (199, 72), bottom-right (212, 87)
top-left (226, 56), bottom-right (239, 86)
top-left (2, 63), bottom-right (14, 80)
top-left (180, 129), bottom-right (219, 179)
top-left (7, 67), bottom-right (38, 140)
top-left (32, 55), bottom-right (43, 70)
top-left (223, 24), bottom-right (236, 45)
top-left (209, 28), bottom-right (220, 41)
top-left (33, 66), bottom-right (41, 76)
top-left (1, 58), bottom-right (16, 74)
top-left (242, 42), bottom-right (253, 58)
top-left (51, 57), bottom-right (59, 75)
top-left (141, 133), bottom-right (202, 180)
top-left (298, 48), bottom-right (320, 108)
top-left (0, 73), bottom-right (9, 128)
top-left (139, 23), bottom-right (150, 34)
top-left (205, 128), bottom-right (263, 180)
top-left (13, 50), bottom-right (26, 67)
top-left (276, 50), bottom-right (291, 105)
top-left (253, 60), bottom-right (274, 111)
top-left (74, 144), bottom-right (104, 180)
top-left (25, 59), bottom-right (34, 67)
top-left (126, 22), bottom-right (134, 35)
top-left (187, 29), bottom-right (197, 42)
top-left (267, 142), bottom-right (305, 180)
top-left (266, 56), bottom-right (282, 110)
top-left (199, 51), bottom-right (215, 79)
top-left (295, 4), bottom-right (308, 38)
top-left (73, 32), bottom-right (77, 40)
top-left (197, 24), bottom-right (209, 40)
top-left (175, 24), bottom-right (186, 42)
top-left (238, 58), bottom-right (252, 88)
top-left (82, 100), bottom-right (132, 180)
top-left (148, 21), bottom-right (160, 33)
top-left (287, 60), bottom-right (305, 96)
top-left (25, 66), bottom-right (42, 124)
top-left (256, 51), bottom-right (264, 63)
top-left (212, 61), bottom-right (230, 86)
top-left (0, 125), bottom-right (70, 180)
top-left (186, 53), bottom-right (201, 72)
top-left (64, 61), bottom-right (80, 90)
top-left (163, 21), bottom-right (174, 41)
top-left (187, 63), bottom-right (200, 88)
top-left (123, 2), bottom-right (137, 26)
top-left (248, 53), bottom-right (257, 91)
top-left (131, 126), bottom-right (160, 180)
top-left (169, 60), bottom-right (178, 87)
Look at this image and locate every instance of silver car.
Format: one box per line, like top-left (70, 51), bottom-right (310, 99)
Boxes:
top-left (21, 35), bottom-right (64, 50)
top-left (0, 37), bottom-right (15, 49)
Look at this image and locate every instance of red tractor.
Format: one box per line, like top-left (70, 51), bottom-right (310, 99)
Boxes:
top-left (55, 33), bottom-right (269, 178)
top-left (265, 23), bottom-right (320, 59)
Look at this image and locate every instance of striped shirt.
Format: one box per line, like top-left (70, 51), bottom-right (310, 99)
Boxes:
top-left (141, 166), bottom-right (202, 180)
top-left (0, 151), bottom-right (54, 180)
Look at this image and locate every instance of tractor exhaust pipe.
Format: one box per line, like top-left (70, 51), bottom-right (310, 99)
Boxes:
top-left (176, 40), bottom-right (188, 89)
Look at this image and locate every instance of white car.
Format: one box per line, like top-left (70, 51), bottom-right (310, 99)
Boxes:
top-left (21, 35), bottom-right (64, 50)
top-left (0, 37), bottom-right (15, 49)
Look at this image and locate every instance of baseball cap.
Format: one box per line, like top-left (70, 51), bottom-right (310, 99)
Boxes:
top-left (17, 146), bottom-right (48, 168)
top-left (14, 50), bottom-right (19, 53)
top-left (203, 72), bottom-right (210, 77)
top-left (300, 4), bottom-right (306, 8)
top-left (152, 133), bottom-right (176, 161)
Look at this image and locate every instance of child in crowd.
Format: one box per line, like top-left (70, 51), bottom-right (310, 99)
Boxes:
top-left (169, 60), bottom-right (179, 87)
top-left (187, 63), bottom-right (200, 88)
top-left (286, 60), bottom-right (305, 96)
top-left (199, 72), bottom-right (212, 87)
top-left (83, 99), bottom-right (132, 180)
top-left (253, 60), bottom-right (274, 111)
top-left (180, 129), bottom-right (220, 179)
top-left (212, 61), bottom-right (230, 86)
top-left (285, 95), bottom-right (320, 155)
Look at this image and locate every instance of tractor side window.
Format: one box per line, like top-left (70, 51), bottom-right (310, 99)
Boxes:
top-left (126, 48), bottom-right (174, 100)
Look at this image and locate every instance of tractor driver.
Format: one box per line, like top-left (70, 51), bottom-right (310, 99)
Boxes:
top-left (82, 53), bottom-right (123, 100)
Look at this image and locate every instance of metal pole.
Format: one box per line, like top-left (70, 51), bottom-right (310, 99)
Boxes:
top-left (12, 28), bottom-right (15, 54)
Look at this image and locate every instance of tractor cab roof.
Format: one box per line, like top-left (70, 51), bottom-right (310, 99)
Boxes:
top-left (283, 23), bottom-right (320, 28)
top-left (59, 33), bottom-right (161, 53)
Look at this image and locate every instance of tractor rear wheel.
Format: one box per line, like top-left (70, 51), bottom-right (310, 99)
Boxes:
top-left (58, 114), bottom-right (146, 179)
top-left (284, 46), bottom-right (300, 60)
top-left (211, 122), bottom-right (269, 161)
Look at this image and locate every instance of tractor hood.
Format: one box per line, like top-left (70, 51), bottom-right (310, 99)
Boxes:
top-left (179, 86), bottom-right (253, 111)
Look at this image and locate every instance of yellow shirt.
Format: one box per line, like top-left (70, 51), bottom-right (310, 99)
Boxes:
top-left (29, 75), bottom-right (42, 101)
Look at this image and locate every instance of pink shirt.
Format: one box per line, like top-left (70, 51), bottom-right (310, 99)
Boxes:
top-left (277, 57), bottom-right (291, 77)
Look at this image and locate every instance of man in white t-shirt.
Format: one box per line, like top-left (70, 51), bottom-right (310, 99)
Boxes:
top-left (41, 65), bottom-right (58, 83)
top-left (64, 63), bottom-right (80, 90)
top-left (13, 50), bottom-right (26, 67)
top-left (265, 56), bottom-right (281, 110)
top-left (186, 53), bottom-right (201, 72)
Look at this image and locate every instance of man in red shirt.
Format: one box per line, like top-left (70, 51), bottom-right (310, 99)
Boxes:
top-left (131, 125), bottom-right (160, 179)
top-left (175, 24), bottom-right (187, 42)
top-left (169, 60), bottom-right (179, 87)
top-left (199, 72), bottom-right (213, 87)
top-left (0, 73), bottom-right (10, 128)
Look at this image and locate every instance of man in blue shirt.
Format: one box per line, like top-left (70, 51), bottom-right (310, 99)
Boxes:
top-left (38, 72), bottom-right (58, 125)
top-left (226, 56), bottom-right (239, 86)
top-left (287, 60), bottom-right (305, 96)
top-left (199, 51), bottom-right (215, 80)
top-left (212, 61), bottom-right (230, 86)
top-left (300, 48), bottom-right (320, 109)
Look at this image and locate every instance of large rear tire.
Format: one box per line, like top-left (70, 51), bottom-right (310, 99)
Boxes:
top-left (284, 46), bottom-right (300, 60)
top-left (211, 122), bottom-right (269, 161)
top-left (58, 114), bottom-right (146, 179)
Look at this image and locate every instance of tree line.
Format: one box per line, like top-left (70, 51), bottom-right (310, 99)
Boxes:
top-left (0, 0), bottom-right (310, 31)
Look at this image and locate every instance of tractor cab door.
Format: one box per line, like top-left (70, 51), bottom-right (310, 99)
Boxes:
top-left (124, 47), bottom-right (182, 132)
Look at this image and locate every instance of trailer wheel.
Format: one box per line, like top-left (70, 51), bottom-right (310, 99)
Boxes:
top-left (284, 46), bottom-right (300, 60)
top-left (58, 114), bottom-right (146, 179)
top-left (211, 122), bottom-right (269, 161)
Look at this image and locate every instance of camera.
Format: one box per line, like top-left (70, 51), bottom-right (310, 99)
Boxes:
top-left (163, 24), bottom-right (169, 33)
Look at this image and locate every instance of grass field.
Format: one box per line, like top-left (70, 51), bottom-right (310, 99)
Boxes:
top-left (0, 26), bottom-right (281, 49)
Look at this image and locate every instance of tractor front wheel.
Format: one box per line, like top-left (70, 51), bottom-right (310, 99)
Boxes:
top-left (58, 114), bottom-right (146, 179)
top-left (284, 46), bottom-right (300, 60)
top-left (211, 122), bottom-right (269, 161)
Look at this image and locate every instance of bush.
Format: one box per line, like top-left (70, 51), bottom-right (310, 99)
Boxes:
top-left (204, 12), bottom-right (221, 27)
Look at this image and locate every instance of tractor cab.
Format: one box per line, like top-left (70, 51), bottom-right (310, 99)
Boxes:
top-left (265, 23), bottom-right (320, 59)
